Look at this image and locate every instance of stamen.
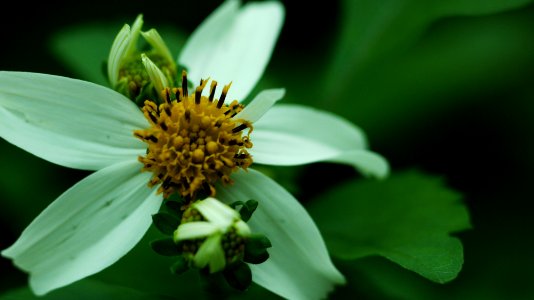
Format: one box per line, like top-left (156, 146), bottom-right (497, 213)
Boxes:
top-left (164, 104), bottom-right (172, 117)
top-left (182, 70), bottom-right (188, 97)
top-left (195, 78), bottom-right (208, 105)
top-left (148, 112), bottom-right (158, 124)
top-left (164, 88), bottom-right (171, 104)
top-left (160, 122), bottom-right (168, 131)
top-left (209, 81), bottom-right (217, 102)
top-left (174, 87), bottom-right (183, 102)
top-left (217, 82), bottom-right (232, 109)
top-left (232, 123), bottom-right (248, 133)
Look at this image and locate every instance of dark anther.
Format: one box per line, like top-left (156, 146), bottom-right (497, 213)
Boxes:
top-left (216, 98), bottom-right (225, 109)
top-left (160, 122), bottom-right (168, 131)
top-left (164, 89), bottom-right (171, 104)
top-left (195, 87), bottom-right (202, 104)
top-left (148, 113), bottom-right (158, 124)
top-left (217, 92), bottom-right (228, 109)
top-left (232, 124), bottom-right (248, 133)
top-left (162, 177), bottom-right (172, 188)
top-left (209, 81), bottom-right (217, 102)
top-left (229, 140), bottom-right (237, 146)
top-left (185, 110), bottom-right (191, 122)
top-left (175, 88), bottom-right (182, 102)
top-left (164, 105), bottom-right (171, 117)
top-left (148, 135), bottom-right (159, 143)
top-left (214, 120), bottom-right (222, 128)
top-left (234, 153), bottom-right (248, 159)
top-left (181, 71), bottom-right (188, 97)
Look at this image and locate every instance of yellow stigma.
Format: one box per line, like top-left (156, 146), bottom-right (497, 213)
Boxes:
top-left (134, 71), bottom-right (253, 201)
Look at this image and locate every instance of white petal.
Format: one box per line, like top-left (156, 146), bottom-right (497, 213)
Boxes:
top-left (125, 14), bottom-right (144, 56)
top-left (108, 24), bottom-right (131, 87)
top-left (251, 104), bottom-right (390, 178)
top-left (216, 169), bottom-right (345, 300)
top-left (0, 72), bottom-right (148, 171)
top-left (194, 234), bottom-right (225, 273)
top-left (235, 220), bottom-right (251, 236)
top-left (141, 29), bottom-right (174, 65)
top-left (194, 197), bottom-right (238, 228)
top-left (2, 160), bottom-right (162, 295)
top-left (141, 53), bottom-right (169, 94)
top-left (233, 88), bottom-right (285, 123)
top-left (179, 0), bottom-right (284, 102)
top-left (174, 222), bottom-right (220, 241)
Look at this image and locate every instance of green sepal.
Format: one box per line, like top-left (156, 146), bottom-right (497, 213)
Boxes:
top-left (152, 212), bottom-right (180, 235)
top-left (229, 200), bottom-right (258, 222)
top-left (150, 238), bottom-right (182, 256)
top-left (243, 249), bottom-right (269, 264)
top-left (170, 256), bottom-right (189, 275)
top-left (195, 189), bottom-right (211, 201)
top-left (243, 234), bottom-right (271, 264)
top-left (164, 200), bottom-right (183, 219)
top-left (229, 201), bottom-right (244, 209)
top-left (239, 200), bottom-right (258, 222)
top-left (223, 261), bottom-right (252, 291)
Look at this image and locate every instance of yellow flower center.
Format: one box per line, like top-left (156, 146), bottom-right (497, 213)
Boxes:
top-left (134, 71), bottom-right (253, 201)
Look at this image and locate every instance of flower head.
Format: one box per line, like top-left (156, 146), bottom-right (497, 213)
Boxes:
top-left (0, 1), bottom-right (389, 299)
top-left (174, 197), bottom-right (251, 273)
top-left (134, 71), bottom-right (254, 200)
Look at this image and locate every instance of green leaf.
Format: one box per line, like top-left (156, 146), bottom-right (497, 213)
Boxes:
top-left (321, 0), bottom-right (534, 139)
top-left (152, 212), bottom-right (180, 235)
top-left (50, 24), bottom-right (117, 86)
top-left (0, 279), bottom-right (172, 300)
top-left (307, 170), bottom-right (471, 283)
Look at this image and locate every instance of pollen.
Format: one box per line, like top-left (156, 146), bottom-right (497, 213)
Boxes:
top-left (134, 71), bottom-right (253, 201)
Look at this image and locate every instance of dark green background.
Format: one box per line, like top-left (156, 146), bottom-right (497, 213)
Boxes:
top-left (1, 0), bottom-right (533, 298)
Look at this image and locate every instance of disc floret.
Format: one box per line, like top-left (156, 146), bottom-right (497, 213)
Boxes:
top-left (134, 71), bottom-right (253, 201)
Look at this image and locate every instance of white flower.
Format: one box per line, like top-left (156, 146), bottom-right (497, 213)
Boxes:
top-left (0, 1), bottom-right (389, 299)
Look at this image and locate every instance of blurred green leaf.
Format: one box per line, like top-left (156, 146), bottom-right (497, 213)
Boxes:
top-left (50, 22), bottom-right (187, 86)
top-left (436, 0), bottom-right (532, 15)
top-left (0, 279), bottom-right (172, 300)
top-left (308, 170), bottom-right (471, 283)
top-left (51, 24), bottom-right (116, 85)
top-left (322, 1), bottom-right (534, 140)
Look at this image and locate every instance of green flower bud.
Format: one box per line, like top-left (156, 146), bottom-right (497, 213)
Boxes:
top-left (108, 15), bottom-right (177, 103)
